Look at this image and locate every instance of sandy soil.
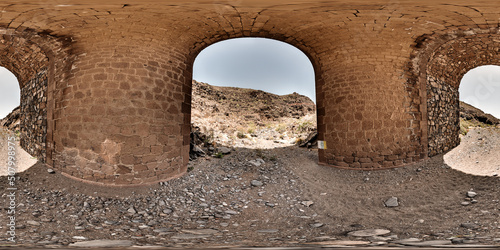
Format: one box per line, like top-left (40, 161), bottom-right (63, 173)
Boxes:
top-left (444, 127), bottom-right (500, 177)
top-left (0, 127), bottom-right (38, 176)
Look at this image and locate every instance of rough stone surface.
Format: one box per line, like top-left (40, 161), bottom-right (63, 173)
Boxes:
top-left (384, 197), bottom-right (399, 207)
top-left (69, 240), bottom-right (133, 248)
top-left (2, 1), bottom-right (500, 185)
top-left (348, 229), bottom-right (391, 237)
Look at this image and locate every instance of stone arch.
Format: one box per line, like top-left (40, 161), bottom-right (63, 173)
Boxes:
top-left (415, 29), bottom-right (500, 157)
top-left (0, 27), bottom-right (75, 164)
top-left (184, 34), bottom-right (323, 156)
top-left (0, 29), bottom-right (50, 162)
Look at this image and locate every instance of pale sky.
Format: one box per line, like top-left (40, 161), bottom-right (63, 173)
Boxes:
top-left (193, 38), bottom-right (316, 102)
top-left (0, 67), bottom-right (20, 118)
top-left (0, 38), bottom-right (499, 119)
top-left (459, 65), bottom-right (500, 118)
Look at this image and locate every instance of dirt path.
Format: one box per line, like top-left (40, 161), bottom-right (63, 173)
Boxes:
top-left (444, 127), bottom-right (500, 177)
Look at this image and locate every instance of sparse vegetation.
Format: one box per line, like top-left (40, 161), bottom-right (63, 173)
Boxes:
top-left (460, 118), bottom-right (495, 135)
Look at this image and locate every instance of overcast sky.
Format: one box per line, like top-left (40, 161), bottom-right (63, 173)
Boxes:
top-left (459, 65), bottom-right (500, 118)
top-left (0, 38), bottom-right (499, 119)
top-left (0, 67), bottom-right (19, 118)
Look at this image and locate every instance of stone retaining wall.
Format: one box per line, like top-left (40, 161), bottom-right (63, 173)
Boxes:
top-left (426, 75), bottom-right (459, 156)
top-left (20, 69), bottom-right (48, 162)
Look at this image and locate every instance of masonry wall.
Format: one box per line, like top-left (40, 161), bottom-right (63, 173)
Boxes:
top-left (52, 41), bottom-right (190, 185)
top-left (2, 1), bottom-right (498, 186)
top-left (20, 69), bottom-right (48, 161)
top-left (424, 31), bottom-right (500, 156)
top-left (0, 29), bottom-right (52, 163)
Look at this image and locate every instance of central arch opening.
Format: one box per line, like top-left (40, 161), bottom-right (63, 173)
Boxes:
top-left (190, 38), bottom-right (317, 157)
top-left (444, 65), bottom-right (500, 177)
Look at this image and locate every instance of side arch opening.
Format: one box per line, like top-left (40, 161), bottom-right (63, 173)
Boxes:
top-left (444, 65), bottom-right (500, 177)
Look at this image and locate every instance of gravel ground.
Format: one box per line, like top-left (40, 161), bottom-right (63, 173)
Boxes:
top-left (0, 144), bottom-right (499, 248)
top-left (444, 127), bottom-right (500, 177)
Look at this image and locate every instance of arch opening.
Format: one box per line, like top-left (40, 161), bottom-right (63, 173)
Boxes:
top-left (443, 65), bottom-right (500, 177)
top-left (0, 66), bottom-right (20, 120)
top-left (0, 31), bottom-right (51, 164)
top-left (190, 37), bottom-right (317, 157)
top-left (0, 66), bottom-right (39, 176)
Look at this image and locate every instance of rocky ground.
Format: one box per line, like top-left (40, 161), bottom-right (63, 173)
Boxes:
top-left (0, 145), bottom-right (499, 248)
top-left (445, 127), bottom-right (500, 177)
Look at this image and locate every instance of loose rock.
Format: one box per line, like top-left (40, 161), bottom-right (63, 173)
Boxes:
top-left (348, 229), bottom-right (390, 237)
top-left (384, 197), bottom-right (399, 207)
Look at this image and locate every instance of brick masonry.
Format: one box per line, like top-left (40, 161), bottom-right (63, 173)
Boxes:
top-left (0, 1), bottom-right (499, 185)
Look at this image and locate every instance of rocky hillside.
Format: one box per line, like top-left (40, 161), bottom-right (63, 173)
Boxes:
top-left (192, 80), bottom-right (315, 121)
top-left (0, 106), bottom-right (20, 131)
top-left (459, 101), bottom-right (499, 135)
top-left (191, 80), bottom-right (317, 149)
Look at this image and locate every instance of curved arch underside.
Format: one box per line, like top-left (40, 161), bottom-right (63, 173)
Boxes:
top-left (1, 0), bottom-right (499, 185)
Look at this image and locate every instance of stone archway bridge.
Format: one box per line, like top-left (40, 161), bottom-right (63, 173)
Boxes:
top-left (2, 0), bottom-right (499, 185)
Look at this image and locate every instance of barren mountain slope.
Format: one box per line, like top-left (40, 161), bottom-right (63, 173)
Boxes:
top-left (191, 80), bottom-right (317, 148)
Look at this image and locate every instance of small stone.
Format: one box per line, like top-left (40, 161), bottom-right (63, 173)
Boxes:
top-left (47, 169), bottom-right (55, 174)
top-left (400, 240), bottom-right (451, 246)
top-left (460, 223), bottom-right (480, 230)
top-left (257, 229), bottom-right (279, 233)
top-left (249, 158), bottom-right (265, 167)
top-left (224, 210), bottom-right (238, 215)
top-left (218, 147), bottom-right (231, 154)
top-left (72, 236), bottom-right (87, 240)
top-left (182, 229), bottom-right (218, 235)
top-left (393, 238), bottom-right (421, 244)
top-left (251, 180), bottom-right (263, 187)
top-left (69, 240), bottom-right (132, 248)
top-left (172, 234), bottom-right (211, 239)
top-left (461, 201), bottom-right (470, 206)
top-left (220, 223), bottom-right (229, 227)
top-left (466, 191), bottom-right (477, 198)
top-left (127, 207), bottom-right (136, 214)
top-left (265, 202), bottom-right (275, 207)
top-left (384, 197), bottom-right (399, 207)
top-left (306, 240), bottom-right (370, 246)
top-left (348, 229), bottom-right (391, 237)
top-left (27, 220), bottom-right (40, 226)
top-left (451, 238), bottom-right (464, 244)
top-left (310, 223), bottom-right (324, 228)
top-left (153, 228), bottom-right (171, 233)
top-left (162, 209), bottom-right (173, 214)
top-left (301, 200), bottom-right (314, 207)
